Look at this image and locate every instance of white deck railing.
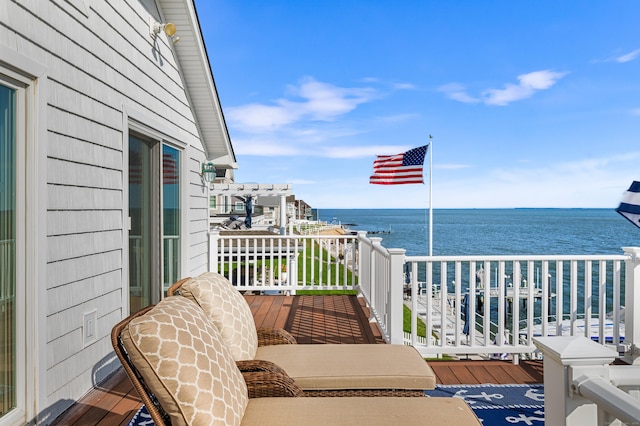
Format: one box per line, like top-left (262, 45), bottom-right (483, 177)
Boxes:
top-left (209, 230), bottom-right (639, 362)
top-left (208, 229), bottom-right (359, 293)
top-left (402, 253), bottom-right (629, 360)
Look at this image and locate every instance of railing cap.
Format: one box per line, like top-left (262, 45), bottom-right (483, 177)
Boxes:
top-left (534, 336), bottom-right (618, 366)
top-left (622, 246), bottom-right (640, 259)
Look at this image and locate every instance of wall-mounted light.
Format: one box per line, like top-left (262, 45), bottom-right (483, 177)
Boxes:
top-left (149, 19), bottom-right (181, 44)
top-left (201, 161), bottom-right (217, 183)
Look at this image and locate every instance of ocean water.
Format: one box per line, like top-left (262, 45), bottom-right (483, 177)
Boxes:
top-left (316, 208), bottom-right (640, 256)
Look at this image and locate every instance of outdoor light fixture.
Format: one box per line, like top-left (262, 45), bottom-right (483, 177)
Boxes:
top-left (149, 19), bottom-right (181, 44)
top-left (201, 161), bottom-right (216, 183)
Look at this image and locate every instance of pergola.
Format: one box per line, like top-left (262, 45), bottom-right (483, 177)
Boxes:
top-left (209, 183), bottom-right (293, 234)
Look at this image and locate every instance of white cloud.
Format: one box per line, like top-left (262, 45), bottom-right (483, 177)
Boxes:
top-left (430, 152), bottom-right (640, 209)
top-left (441, 70), bottom-right (568, 106)
top-left (436, 163), bottom-right (471, 170)
top-left (392, 82), bottom-right (417, 90)
top-left (289, 179), bottom-right (317, 184)
top-left (616, 49), bottom-right (640, 63)
top-left (232, 133), bottom-right (410, 160)
top-left (483, 70), bottom-right (568, 106)
top-left (226, 76), bottom-right (425, 160)
top-left (227, 77), bottom-right (377, 132)
top-left (438, 83), bottom-right (480, 104)
top-left (321, 145), bottom-right (409, 159)
top-left (630, 108), bottom-right (640, 116)
top-left (378, 113), bottom-right (420, 123)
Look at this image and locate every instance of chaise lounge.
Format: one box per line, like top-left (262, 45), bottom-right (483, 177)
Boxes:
top-left (112, 295), bottom-right (481, 425)
top-left (167, 272), bottom-right (437, 397)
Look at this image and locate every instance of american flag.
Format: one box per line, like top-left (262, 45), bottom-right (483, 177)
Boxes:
top-left (369, 145), bottom-right (428, 185)
top-left (617, 181), bottom-right (640, 228)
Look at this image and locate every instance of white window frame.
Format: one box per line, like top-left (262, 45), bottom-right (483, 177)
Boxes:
top-left (0, 46), bottom-right (47, 426)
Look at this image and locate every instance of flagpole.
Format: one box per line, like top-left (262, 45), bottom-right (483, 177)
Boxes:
top-left (428, 135), bottom-right (433, 256)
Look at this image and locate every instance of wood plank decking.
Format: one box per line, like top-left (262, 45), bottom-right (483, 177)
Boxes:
top-left (52, 295), bottom-right (543, 425)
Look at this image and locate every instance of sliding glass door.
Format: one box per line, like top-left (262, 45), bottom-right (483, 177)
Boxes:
top-left (128, 134), bottom-right (181, 313)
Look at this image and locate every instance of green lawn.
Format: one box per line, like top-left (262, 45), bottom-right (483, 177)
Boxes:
top-left (404, 305), bottom-right (427, 337)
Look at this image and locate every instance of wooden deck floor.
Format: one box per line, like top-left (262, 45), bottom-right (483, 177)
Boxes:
top-left (52, 295), bottom-right (543, 425)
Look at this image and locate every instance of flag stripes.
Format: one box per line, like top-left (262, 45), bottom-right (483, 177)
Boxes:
top-left (369, 145), bottom-right (427, 185)
top-left (617, 180), bottom-right (640, 228)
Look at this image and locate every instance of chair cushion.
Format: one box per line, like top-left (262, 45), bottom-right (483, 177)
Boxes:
top-left (121, 296), bottom-right (248, 426)
top-left (241, 396), bottom-right (481, 425)
top-left (255, 344), bottom-right (436, 390)
top-left (181, 273), bottom-right (258, 361)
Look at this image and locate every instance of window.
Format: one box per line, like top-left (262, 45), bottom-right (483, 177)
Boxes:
top-left (209, 196), bottom-right (216, 209)
top-left (235, 202), bottom-right (245, 212)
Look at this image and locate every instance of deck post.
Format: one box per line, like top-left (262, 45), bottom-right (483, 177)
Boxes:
top-left (369, 238), bottom-right (382, 324)
top-left (534, 336), bottom-right (618, 426)
top-left (288, 253), bottom-right (298, 295)
top-left (279, 194), bottom-right (286, 235)
top-left (622, 247), bottom-right (640, 365)
top-left (356, 232), bottom-right (370, 298)
top-left (388, 248), bottom-right (406, 345)
top-left (209, 229), bottom-right (220, 274)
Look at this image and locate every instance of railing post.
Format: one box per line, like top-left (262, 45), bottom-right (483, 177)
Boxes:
top-left (209, 229), bottom-right (220, 274)
top-left (622, 247), bottom-right (640, 364)
top-left (369, 237), bottom-right (382, 324)
top-left (279, 194), bottom-right (286, 235)
top-left (534, 336), bottom-right (618, 426)
top-left (388, 248), bottom-right (406, 345)
top-left (288, 253), bottom-right (298, 296)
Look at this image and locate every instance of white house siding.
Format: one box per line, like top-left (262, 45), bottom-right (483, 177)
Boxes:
top-left (1, 0), bottom-right (220, 422)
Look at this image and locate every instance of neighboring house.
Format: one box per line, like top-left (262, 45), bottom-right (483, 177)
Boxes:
top-left (294, 198), bottom-right (313, 221)
top-left (0, 0), bottom-right (236, 424)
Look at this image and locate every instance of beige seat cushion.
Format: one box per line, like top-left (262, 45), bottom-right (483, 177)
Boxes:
top-left (180, 272), bottom-right (258, 361)
top-left (121, 296), bottom-right (248, 426)
top-left (255, 344), bottom-right (436, 390)
top-left (242, 396), bottom-right (480, 426)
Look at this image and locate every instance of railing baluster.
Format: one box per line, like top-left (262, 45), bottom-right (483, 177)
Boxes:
top-left (585, 260), bottom-right (593, 341)
top-left (613, 259), bottom-right (621, 346)
top-left (556, 260), bottom-right (564, 337)
top-left (541, 260), bottom-right (549, 338)
top-left (598, 260), bottom-right (606, 344)
top-left (454, 261), bottom-right (462, 347)
top-left (571, 260), bottom-right (578, 336)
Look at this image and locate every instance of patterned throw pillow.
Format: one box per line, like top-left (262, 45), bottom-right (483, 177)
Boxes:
top-left (121, 296), bottom-right (248, 426)
top-left (180, 272), bottom-right (259, 361)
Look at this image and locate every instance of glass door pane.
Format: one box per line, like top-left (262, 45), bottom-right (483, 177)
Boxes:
top-left (162, 145), bottom-right (180, 293)
top-left (128, 135), bottom-right (154, 313)
top-left (0, 84), bottom-right (16, 417)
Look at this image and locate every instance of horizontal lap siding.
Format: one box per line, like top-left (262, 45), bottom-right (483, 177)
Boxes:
top-left (4, 0), bottom-right (211, 418)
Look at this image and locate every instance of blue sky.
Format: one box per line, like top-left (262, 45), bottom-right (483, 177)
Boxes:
top-left (195, 1), bottom-right (640, 209)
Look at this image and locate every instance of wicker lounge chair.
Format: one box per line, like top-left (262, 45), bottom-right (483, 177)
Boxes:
top-left (167, 273), bottom-right (437, 397)
top-left (112, 296), bottom-right (481, 425)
